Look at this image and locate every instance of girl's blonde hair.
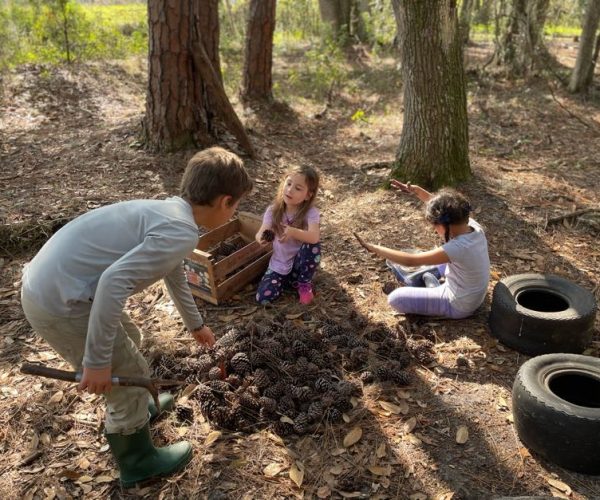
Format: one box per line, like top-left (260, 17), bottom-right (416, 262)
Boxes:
top-left (271, 165), bottom-right (320, 235)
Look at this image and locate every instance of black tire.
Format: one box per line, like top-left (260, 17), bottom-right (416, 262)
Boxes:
top-left (512, 354), bottom-right (600, 474)
top-left (489, 273), bottom-right (597, 355)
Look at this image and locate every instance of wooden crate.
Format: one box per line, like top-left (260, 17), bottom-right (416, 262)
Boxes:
top-left (183, 212), bottom-right (272, 305)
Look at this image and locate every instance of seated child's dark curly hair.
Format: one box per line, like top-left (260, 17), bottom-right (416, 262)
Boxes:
top-left (425, 188), bottom-right (471, 242)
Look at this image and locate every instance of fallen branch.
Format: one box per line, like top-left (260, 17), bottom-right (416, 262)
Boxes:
top-left (545, 208), bottom-right (600, 227)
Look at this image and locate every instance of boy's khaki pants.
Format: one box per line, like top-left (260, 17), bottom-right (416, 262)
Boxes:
top-left (21, 293), bottom-right (150, 435)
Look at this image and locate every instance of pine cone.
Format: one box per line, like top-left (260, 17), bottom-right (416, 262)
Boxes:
top-left (314, 377), bottom-right (333, 393)
top-left (196, 383), bottom-right (214, 401)
top-left (253, 369), bottom-right (271, 389)
top-left (375, 365), bottom-right (390, 381)
top-left (239, 392), bottom-right (260, 410)
top-left (259, 396), bottom-right (278, 414)
top-left (208, 366), bottom-right (222, 381)
top-left (230, 352), bottom-right (251, 374)
top-left (291, 385), bottom-right (312, 402)
top-left (293, 412), bottom-right (310, 434)
top-left (272, 420), bottom-right (293, 436)
top-left (249, 350), bottom-right (267, 367)
top-left (334, 399), bottom-right (353, 413)
top-left (390, 370), bottom-right (411, 386)
top-left (307, 401), bottom-right (324, 422)
top-left (197, 354), bottom-right (214, 374)
top-left (263, 381), bottom-right (285, 400)
top-left (292, 340), bottom-right (309, 357)
top-left (277, 396), bottom-right (296, 417)
top-left (215, 328), bottom-right (240, 348)
top-left (208, 380), bottom-right (231, 395)
top-left (261, 229), bottom-right (275, 242)
top-left (295, 356), bottom-right (309, 373)
top-left (211, 406), bottom-right (232, 428)
top-left (326, 407), bottom-right (343, 423)
top-left (175, 405), bottom-right (194, 424)
top-left (199, 398), bottom-right (218, 417)
top-left (328, 335), bottom-right (349, 348)
top-left (407, 338), bottom-right (436, 365)
top-left (321, 322), bottom-right (345, 338)
top-left (225, 374), bottom-right (242, 388)
top-left (306, 362), bottom-right (319, 376)
top-left (308, 349), bottom-right (324, 365)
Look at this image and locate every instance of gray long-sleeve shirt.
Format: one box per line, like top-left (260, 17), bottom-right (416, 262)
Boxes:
top-left (21, 197), bottom-right (204, 369)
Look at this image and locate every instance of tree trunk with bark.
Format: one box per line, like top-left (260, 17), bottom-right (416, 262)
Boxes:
top-left (569, 0), bottom-right (600, 93)
top-left (318, 0), bottom-right (352, 42)
top-left (459, 0), bottom-right (474, 45)
top-left (493, 0), bottom-right (549, 76)
top-left (390, 0), bottom-right (470, 189)
top-left (241, 0), bottom-right (277, 102)
top-left (144, 0), bottom-right (253, 155)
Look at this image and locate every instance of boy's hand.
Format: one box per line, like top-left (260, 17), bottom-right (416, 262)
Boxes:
top-left (192, 325), bottom-right (216, 347)
top-left (78, 366), bottom-right (112, 395)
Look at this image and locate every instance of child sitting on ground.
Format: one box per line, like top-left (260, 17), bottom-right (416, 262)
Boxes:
top-left (255, 165), bottom-right (321, 305)
top-left (356, 180), bottom-right (490, 319)
top-left (20, 147), bottom-right (253, 487)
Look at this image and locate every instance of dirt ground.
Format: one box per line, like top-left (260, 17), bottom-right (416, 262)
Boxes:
top-left (1, 39), bottom-right (599, 499)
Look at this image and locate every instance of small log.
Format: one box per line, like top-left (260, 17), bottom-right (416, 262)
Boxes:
top-left (546, 208), bottom-right (599, 227)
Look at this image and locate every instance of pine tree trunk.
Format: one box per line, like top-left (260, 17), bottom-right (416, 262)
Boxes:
top-left (144, 0), bottom-right (253, 155)
top-left (390, 0), bottom-right (470, 189)
top-left (241, 0), bottom-right (277, 102)
top-left (569, 0), bottom-right (600, 93)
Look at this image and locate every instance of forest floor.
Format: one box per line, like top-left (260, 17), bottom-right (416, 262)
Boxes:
top-left (1, 37), bottom-right (600, 500)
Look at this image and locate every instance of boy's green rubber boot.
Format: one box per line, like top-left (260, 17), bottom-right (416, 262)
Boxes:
top-left (106, 423), bottom-right (192, 488)
top-left (148, 393), bottom-right (174, 421)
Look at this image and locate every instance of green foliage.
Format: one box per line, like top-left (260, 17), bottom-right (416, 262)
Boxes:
top-left (351, 109), bottom-right (369, 124)
top-left (0, 1), bottom-right (146, 67)
top-left (290, 39), bottom-right (348, 99)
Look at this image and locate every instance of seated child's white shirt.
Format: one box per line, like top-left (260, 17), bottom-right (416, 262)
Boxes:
top-left (441, 218), bottom-right (490, 314)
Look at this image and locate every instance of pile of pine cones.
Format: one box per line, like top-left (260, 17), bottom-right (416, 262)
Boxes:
top-left (154, 317), bottom-right (433, 436)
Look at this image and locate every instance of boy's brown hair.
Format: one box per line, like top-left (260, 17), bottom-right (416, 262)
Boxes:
top-left (180, 147), bottom-right (253, 206)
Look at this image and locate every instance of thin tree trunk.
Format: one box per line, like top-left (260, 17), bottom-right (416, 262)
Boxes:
top-left (459, 0), bottom-right (474, 45)
top-left (586, 33), bottom-right (600, 87)
top-left (569, 0), bottom-right (600, 93)
top-left (241, 0), bottom-right (276, 102)
top-left (391, 0), bottom-right (470, 189)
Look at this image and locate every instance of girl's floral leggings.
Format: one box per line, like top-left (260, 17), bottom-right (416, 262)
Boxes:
top-left (256, 243), bottom-right (321, 304)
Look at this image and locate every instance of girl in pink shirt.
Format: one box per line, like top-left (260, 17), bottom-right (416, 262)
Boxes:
top-left (255, 166), bottom-right (321, 305)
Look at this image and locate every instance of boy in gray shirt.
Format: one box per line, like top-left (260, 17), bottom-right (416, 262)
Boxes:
top-left (21, 147), bottom-right (253, 487)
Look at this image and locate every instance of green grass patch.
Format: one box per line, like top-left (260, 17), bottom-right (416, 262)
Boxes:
top-left (544, 24), bottom-right (581, 38)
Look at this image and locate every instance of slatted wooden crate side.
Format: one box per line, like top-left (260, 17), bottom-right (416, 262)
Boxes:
top-left (196, 218), bottom-right (241, 251)
top-left (213, 241), bottom-right (268, 281)
top-left (184, 211), bottom-right (271, 305)
top-left (216, 251), bottom-right (272, 301)
top-left (184, 249), bottom-right (219, 304)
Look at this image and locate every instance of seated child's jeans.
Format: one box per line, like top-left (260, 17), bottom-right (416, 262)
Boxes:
top-left (387, 283), bottom-right (471, 319)
top-left (256, 242), bottom-right (321, 304)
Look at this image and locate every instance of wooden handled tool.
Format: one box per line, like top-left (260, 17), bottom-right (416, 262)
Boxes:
top-left (20, 363), bottom-right (185, 411)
